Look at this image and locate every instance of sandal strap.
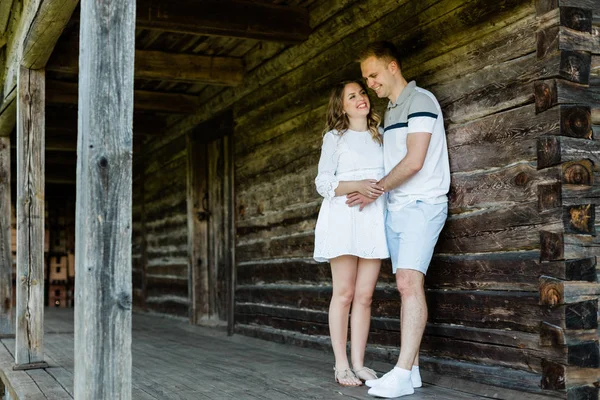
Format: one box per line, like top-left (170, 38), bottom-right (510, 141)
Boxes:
top-left (353, 366), bottom-right (377, 380)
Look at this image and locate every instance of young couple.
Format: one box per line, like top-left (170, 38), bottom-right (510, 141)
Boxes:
top-left (314, 41), bottom-right (450, 398)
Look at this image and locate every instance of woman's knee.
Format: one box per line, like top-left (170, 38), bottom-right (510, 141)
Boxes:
top-left (332, 286), bottom-right (355, 307)
top-left (353, 290), bottom-right (373, 308)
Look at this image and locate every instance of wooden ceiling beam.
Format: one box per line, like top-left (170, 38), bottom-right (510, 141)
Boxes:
top-left (48, 47), bottom-right (244, 86)
top-left (135, 0), bottom-right (311, 43)
top-left (0, 89), bottom-right (16, 137)
top-left (0, 0), bottom-right (13, 36)
top-left (46, 80), bottom-right (204, 114)
top-left (46, 107), bottom-right (168, 136)
top-left (1, 0), bottom-right (78, 134)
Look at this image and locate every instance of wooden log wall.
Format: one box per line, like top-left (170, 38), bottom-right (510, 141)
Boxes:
top-left (132, 136), bottom-right (189, 317)
top-left (133, 0), bottom-right (600, 397)
top-left (534, 1), bottom-right (600, 398)
top-left (231, 0), bottom-right (596, 397)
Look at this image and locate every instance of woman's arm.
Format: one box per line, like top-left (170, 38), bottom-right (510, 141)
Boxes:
top-left (335, 180), bottom-right (384, 198)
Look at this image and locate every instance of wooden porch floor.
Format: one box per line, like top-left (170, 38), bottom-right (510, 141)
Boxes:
top-left (1, 308), bottom-right (490, 399)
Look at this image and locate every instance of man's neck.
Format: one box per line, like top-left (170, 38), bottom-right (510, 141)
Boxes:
top-left (388, 76), bottom-right (409, 104)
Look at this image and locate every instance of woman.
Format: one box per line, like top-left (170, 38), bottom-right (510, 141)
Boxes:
top-left (314, 80), bottom-right (388, 387)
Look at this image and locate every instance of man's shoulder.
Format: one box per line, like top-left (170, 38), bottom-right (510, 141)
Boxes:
top-left (409, 88), bottom-right (440, 115)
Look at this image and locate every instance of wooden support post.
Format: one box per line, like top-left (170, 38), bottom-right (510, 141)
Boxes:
top-left (0, 137), bottom-right (12, 337)
top-left (14, 66), bottom-right (46, 369)
top-left (74, 0), bottom-right (135, 397)
top-left (226, 133), bottom-right (236, 336)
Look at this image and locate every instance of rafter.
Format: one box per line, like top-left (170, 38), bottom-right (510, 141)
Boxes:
top-left (46, 106), bottom-right (167, 136)
top-left (48, 47), bottom-right (244, 86)
top-left (46, 80), bottom-right (205, 114)
top-left (136, 0), bottom-right (310, 43)
top-left (1, 0), bottom-right (78, 134)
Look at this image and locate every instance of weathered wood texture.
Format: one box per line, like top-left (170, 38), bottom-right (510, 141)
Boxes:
top-left (534, 2), bottom-right (600, 396)
top-left (132, 0), bottom-right (600, 397)
top-left (48, 41), bottom-right (245, 86)
top-left (0, 137), bottom-right (11, 336)
top-left (15, 67), bottom-right (45, 367)
top-left (46, 80), bottom-right (207, 114)
top-left (135, 0), bottom-right (310, 43)
top-left (187, 135), bottom-right (209, 323)
top-left (2, 308), bottom-right (501, 400)
top-left (1, 0), bottom-right (77, 127)
top-left (74, 0), bottom-right (135, 397)
top-left (134, 138), bottom-right (189, 317)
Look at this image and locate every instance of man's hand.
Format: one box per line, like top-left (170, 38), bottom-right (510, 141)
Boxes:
top-left (346, 192), bottom-right (375, 211)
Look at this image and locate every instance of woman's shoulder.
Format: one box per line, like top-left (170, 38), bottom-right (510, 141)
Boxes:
top-left (323, 129), bottom-right (344, 142)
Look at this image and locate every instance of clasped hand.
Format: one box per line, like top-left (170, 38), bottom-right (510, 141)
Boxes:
top-left (346, 179), bottom-right (384, 211)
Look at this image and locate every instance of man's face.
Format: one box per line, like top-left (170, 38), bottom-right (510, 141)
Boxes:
top-left (360, 56), bottom-right (395, 100)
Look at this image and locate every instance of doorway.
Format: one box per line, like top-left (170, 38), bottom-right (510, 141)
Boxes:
top-left (187, 111), bottom-right (235, 333)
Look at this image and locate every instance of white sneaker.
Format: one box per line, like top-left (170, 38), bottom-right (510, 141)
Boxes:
top-left (367, 367), bottom-right (422, 389)
top-left (365, 370), bottom-right (392, 388)
top-left (411, 367), bottom-right (422, 388)
top-left (367, 372), bottom-right (414, 398)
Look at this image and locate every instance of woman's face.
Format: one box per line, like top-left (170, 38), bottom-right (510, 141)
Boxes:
top-left (342, 82), bottom-right (370, 120)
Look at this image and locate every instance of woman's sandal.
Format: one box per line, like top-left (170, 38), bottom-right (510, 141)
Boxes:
top-left (334, 367), bottom-right (362, 386)
top-left (353, 366), bottom-right (378, 382)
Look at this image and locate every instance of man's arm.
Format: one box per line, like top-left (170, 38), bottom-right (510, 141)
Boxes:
top-left (379, 132), bottom-right (431, 191)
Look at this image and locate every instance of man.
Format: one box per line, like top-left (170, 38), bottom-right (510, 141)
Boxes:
top-left (348, 41), bottom-right (450, 398)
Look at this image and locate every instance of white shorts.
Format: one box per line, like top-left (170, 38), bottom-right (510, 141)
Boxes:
top-left (385, 200), bottom-right (447, 275)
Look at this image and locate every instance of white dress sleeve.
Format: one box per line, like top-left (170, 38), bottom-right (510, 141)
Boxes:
top-left (315, 132), bottom-right (340, 200)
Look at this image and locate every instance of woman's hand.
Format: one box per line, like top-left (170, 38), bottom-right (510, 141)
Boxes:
top-left (355, 179), bottom-right (384, 199)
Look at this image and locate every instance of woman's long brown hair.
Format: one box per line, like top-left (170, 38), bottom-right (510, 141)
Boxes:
top-left (324, 79), bottom-right (382, 145)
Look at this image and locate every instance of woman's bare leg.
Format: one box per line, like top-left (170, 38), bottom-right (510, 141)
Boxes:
top-left (329, 255), bottom-right (361, 386)
top-left (350, 258), bottom-right (381, 371)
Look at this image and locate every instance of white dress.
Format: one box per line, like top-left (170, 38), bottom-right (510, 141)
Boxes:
top-left (313, 129), bottom-right (389, 262)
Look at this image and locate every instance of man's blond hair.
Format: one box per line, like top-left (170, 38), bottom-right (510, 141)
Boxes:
top-left (358, 41), bottom-right (402, 69)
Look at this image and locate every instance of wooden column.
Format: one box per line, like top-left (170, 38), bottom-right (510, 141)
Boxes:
top-left (14, 66), bottom-right (46, 369)
top-left (226, 133), bottom-right (236, 336)
top-left (0, 137), bottom-right (12, 337)
top-left (535, 1), bottom-right (600, 398)
top-left (74, 0), bottom-right (135, 398)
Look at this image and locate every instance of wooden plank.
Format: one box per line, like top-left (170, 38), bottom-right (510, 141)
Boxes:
top-left (540, 258), bottom-right (598, 281)
top-left (135, 0), bottom-right (310, 43)
top-left (0, 0), bottom-right (13, 35)
top-left (543, 300), bottom-right (598, 330)
top-left (538, 26), bottom-right (598, 57)
top-left (535, 79), bottom-right (600, 113)
top-left (542, 360), bottom-right (600, 390)
top-left (537, 136), bottom-right (600, 169)
top-left (226, 133), bottom-right (236, 336)
top-left (46, 80), bottom-right (204, 114)
top-left (0, 137), bottom-right (11, 336)
top-left (187, 134), bottom-right (209, 324)
top-left (208, 138), bottom-right (225, 320)
top-left (540, 275), bottom-right (600, 304)
top-left (48, 47), bottom-right (245, 86)
top-left (46, 106), bottom-right (168, 137)
top-left (449, 163), bottom-right (560, 212)
top-left (15, 67), bottom-right (45, 367)
top-left (21, 0), bottom-right (79, 69)
top-left (439, 203), bottom-right (562, 254)
top-left (74, 0), bottom-right (135, 397)
top-left (540, 322), bottom-right (599, 346)
top-left (2, 0), bottom-right (77, 101)
top-left (536, 0), bottom-right (599, 16)
top-left (446, 105), bottom-right (588, 173)
top-left (563, 183), bottom-right (600, 206)
top-left (237, 285), bottom-right (544, 332)
top-left (0, 90), bottom-right (16, 137)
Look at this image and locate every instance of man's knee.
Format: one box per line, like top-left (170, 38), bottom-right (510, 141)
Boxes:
top-left (395, 270), bottom-right (424, 295)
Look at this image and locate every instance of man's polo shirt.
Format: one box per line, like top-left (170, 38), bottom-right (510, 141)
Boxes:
top-left (383, 81), bottom-right (450, 211)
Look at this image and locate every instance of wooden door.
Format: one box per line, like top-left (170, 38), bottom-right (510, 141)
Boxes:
top-left (187, 113), bottom-right (234, 330)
